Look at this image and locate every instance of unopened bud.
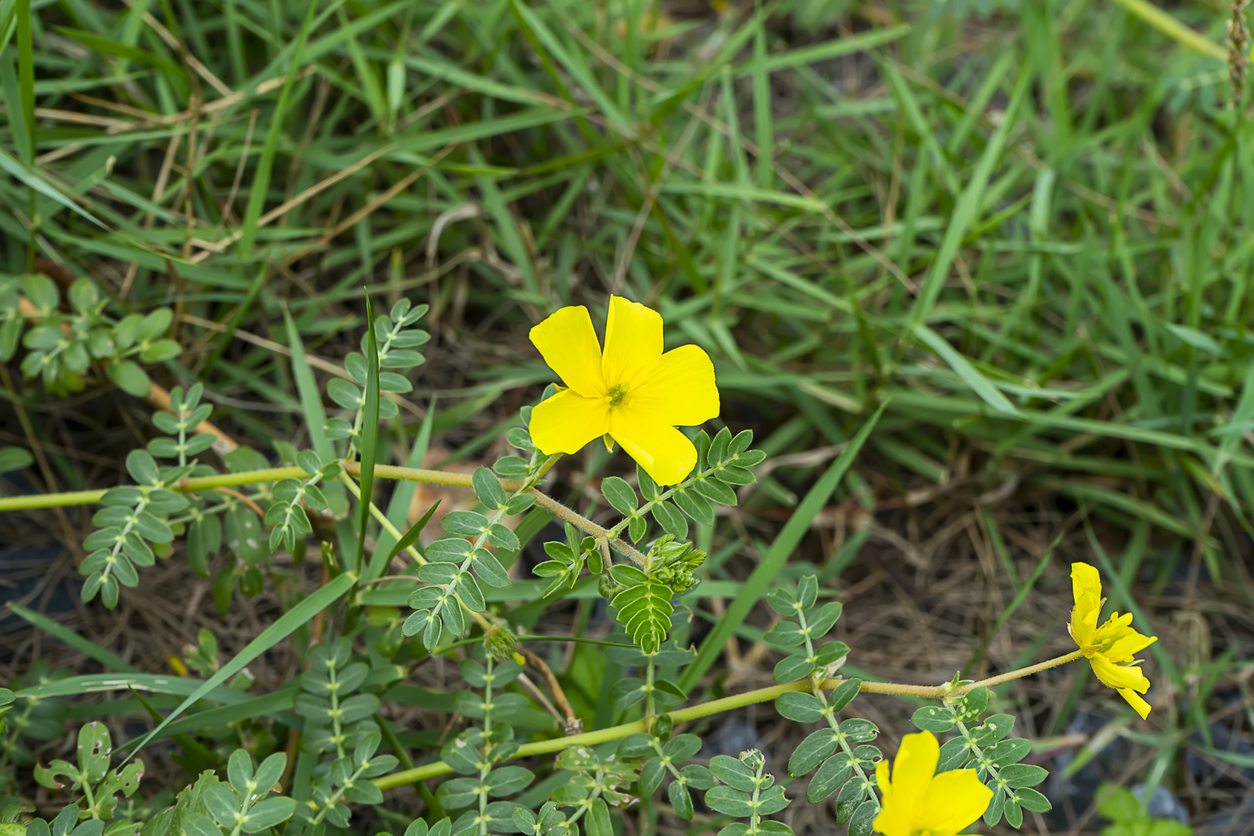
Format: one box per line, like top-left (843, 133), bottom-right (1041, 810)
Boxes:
top-left (484, 619), bottom-right (520, 662)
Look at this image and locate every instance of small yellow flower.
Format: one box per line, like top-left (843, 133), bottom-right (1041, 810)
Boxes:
top-left (1068, 562), bottom-right (1158, 719)
top-left (874, 731), bottom-right (992, 836)
top-left (528, 296), bottom-right (719, 486)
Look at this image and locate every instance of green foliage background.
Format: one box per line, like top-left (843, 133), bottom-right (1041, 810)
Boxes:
top-left (1, 0), bottom-right (1252, 833)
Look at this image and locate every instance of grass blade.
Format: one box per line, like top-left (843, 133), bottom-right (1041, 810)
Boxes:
top-left (238, 0), bottom-right (318, 258)
top-left (127, 686), bottom-right (221, 770)
top-left (385, 499), bottom-right (441, 565)
top-left (7, 603), bottom-right (138, 673)
top-left (751, 11), bottom-right (772, 189)
top-left (155, 686), bottom-right (302, 739)
top-left (18, 673), bottom-right (261, 703)
top-left (283, 304), bottom-right (347, 515)
top-left (367, 399), bottom-right (436, 581)
top-left (0, 147), bottom-right (104, 228)
top-left (1109, 0), bottom-right (1225, 61)
top-left (907, 64), bottom-right (1031, 329)
top-left (507, 0), bottom-right (629, 131)
top-left (913, 323), bottom-right (1019, 417)
top-left (13, 0), bottom-right (33, 172)
top-left (960, 532), bottom-right (1060, 678)
top-left (356, 293), bottom-right (381, 573)
top-left (732, 23), bottom-right (910, 76)
top-left (122, 571), bottom-right (357, 757)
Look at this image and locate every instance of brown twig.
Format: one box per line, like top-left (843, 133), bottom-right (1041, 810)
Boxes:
top-left (514, 672), bottom-right (568, 731)
top-left (210, 486), bottom-right (264, 518)
top-left (519, 646), bottom-right (582, 735)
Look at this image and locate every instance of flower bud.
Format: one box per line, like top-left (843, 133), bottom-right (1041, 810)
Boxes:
top-left (484, 618), bottom-right (520, 662)
top-left (645, 535), bottom-right (706, 594)
top-left (598, 573), bottom-right (621, 599)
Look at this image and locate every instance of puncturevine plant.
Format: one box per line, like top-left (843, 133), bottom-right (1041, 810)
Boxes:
top-left (0, 292), bottom-right (1159, 836)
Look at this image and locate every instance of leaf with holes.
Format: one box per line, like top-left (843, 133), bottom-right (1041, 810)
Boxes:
top-left (985, 738), bottom-right (1030, 767)
top-left (911, 705), bottom-right (955, 733)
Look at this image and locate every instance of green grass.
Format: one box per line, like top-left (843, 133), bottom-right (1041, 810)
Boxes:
top-left (3, 0), bottom-right (1254, 827)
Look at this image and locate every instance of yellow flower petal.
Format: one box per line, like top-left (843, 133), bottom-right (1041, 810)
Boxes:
top-left (919, 769), bottom-right (994, 833)
top-left (1105, 630), bottom-right (1157, 661)
top-left (1094, 611), bottom-right (1135, 637)
top-left (626, 345), bottom-right (719, 427)
top-left (872, 807), bottom-right (907, 836)
top-left (1089, 653), bottom-right (1150, 693)
top-left (1072, 562), bottom-right (1102, 602)
top-left (1071, 597), bottom-right (1100, 649)
top-left (530, 305), bottom-right (606, 398)
top-left (529, 390), bottom-right (612, 456)
top-left (609, 403), bottom-right (697, 486)
top-left (1070, 563), bottom-right (1102, 647)
top-left (886, 731), bottom-right (940, 814)
top-left (1069, 564), bottom-right (1156, 722)
top-left (872, 759), bottom-right (908, 836)
top-left (1119, 688), bottom-right (1152, 720)
top-left (602, 296), bottom-right (663, 389)
top-left (875, 758), bottom-right (893, 803)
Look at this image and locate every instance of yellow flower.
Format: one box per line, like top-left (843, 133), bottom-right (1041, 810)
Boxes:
top-left (874, 731), bottom-right (992, 836)
top-left (528, 296), bottom-right (719, 486)
top-left (1068, 562), bottom-right (1158, 719)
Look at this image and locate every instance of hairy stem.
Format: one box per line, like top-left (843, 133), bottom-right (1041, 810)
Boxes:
top-left (956, 649), bottom-right (1086, 693)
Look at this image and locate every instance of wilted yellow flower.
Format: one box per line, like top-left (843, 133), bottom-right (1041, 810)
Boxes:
top-left (528, 296), bottom-right (719, 486)
top-left (874, 731), bottom-right (992, 836)
top-left (1068, 562), bottom-right (1158, 719)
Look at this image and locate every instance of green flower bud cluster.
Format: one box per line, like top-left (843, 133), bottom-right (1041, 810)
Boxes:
top-left (645, 535), bottom-right (706, 595)
top-left (484, 618), bottom-right (521, 663)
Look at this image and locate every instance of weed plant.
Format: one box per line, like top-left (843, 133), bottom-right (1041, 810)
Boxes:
top-left (0, 0), bottom-right (1252, 834)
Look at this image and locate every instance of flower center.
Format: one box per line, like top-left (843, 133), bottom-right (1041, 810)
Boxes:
top-left (606, 383), bottom-right (629, 406)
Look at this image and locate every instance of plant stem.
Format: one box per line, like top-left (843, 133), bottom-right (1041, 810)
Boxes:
top-left (523, 484), bottom-right (648, 566)
top-left (855, 650), bottom-right (1087, 698)
top-left (959, 649), bottom-right (1086, 693)
top-left (338, 471), bottom-right (493, 633)
top-left (0, 488), bottom-right (115, 510)
top-left (425, 458), bottom-right (551, 639)
top-left (477, 657), bottom-right (496, 836)
top-left (0, 462), bottom-right (650, 564)
top-left (799, 606), bottom-right (877, 812)
top-left (374, 649), bottom-right (1087, 791)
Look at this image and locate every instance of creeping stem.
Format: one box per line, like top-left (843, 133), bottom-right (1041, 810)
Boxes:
top-left (0, 462), bottom-right (650, 564)
top-left (851, 650), bottom-right (1087, 699)
top-left (1, 463), bottom-right (1092, 798)
top-left (373, 650), bottom-right (1090, 791)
